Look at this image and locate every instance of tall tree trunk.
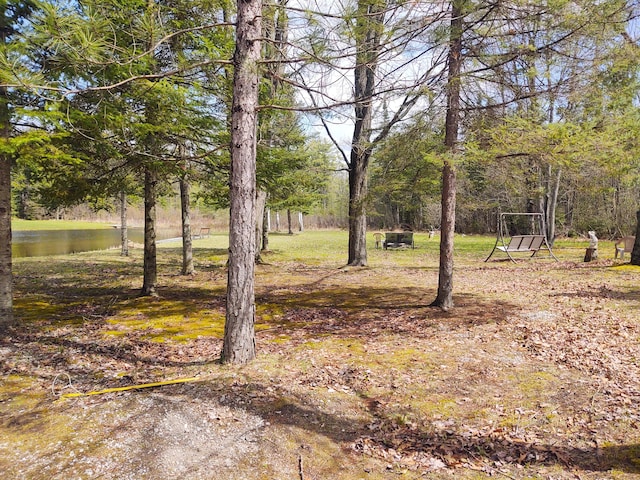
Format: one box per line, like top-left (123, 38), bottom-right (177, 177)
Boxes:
top-left (275, 211), bottom-right (281, 231)
top-left (262, 207), bottom-right (269, 252)
top-left (538, 165), bottom-right (560, 245)
top-left (347, 0), bottom-right (385, 267)
top-left (298, 211), bottom-right (304, 232)
top-left (265, 207), bottom-right (271, 232)
top-left (180, 173), bottom-right (194, 275)
top-left (546, 167), bottom-right (561, 245)
top-left (287, 208), bottom-right (293, 234)
top-left (255, 189), bottom-right (267, 263)
top-left (393, 204), bottom-right (400, 228)
top-left (631, 210), bottom-right (640, 266)
top-left (432, 0), bottom-right (462, 311)
top-left (140, 0), bottom-right (159, 296)
top-left (347, 158), bottom-right (369, 266)
top-left (260, 0), bottom-right (286, 255)
top-left (120, 191), bottom-right (129, 256)
top-left (0, 86), bottom-right (12, 328)
top-left (17, 184), bottom-right (28, 219)
top-left (565, 189), bottom-right (575, 232)
top-left (140, 167), bottom-right (158, 296)
top-left (613, 181), bottom-right (620, 231)
top-left (222, 0), bottom-right (261, 365)
top-left (0, 3), bottom-right (13, 328)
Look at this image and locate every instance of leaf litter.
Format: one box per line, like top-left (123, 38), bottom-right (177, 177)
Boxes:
top-left (1, 251), bottom-right (639, 479)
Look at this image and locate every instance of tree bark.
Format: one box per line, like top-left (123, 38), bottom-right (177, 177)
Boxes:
top-left (222, 0), bottom-right (261, 365)
top-left (287, 208), bottom-right (293, 234)
top-left (140, 0), bottom-right (159, 296)
top-left (298, 211), bottom-right (304, 232)
top-left (262, 206), bottom-right (269, 252)
top-left (348, 160), bottom-right (369, 265)
top-left (542, 165), bottom-right (561, 246)
top-left (255, 189), bottom-right (267, 263)
top-left (432, 0), bottom-right (462, 311)
top-left (120, 191), bottom-right (129, 257)
top-left (0, 91), bottom-right (12, 328)
top-left (631, 210), bottom-right (640, 266)
top-left (545, 168), bottom-right (562, 246)
top-left (140, 166), bottom-right (158, 296)
top-left (433, 160), bottom-right (456, 310)
top-left (0, 4), bottom-right (13, 328)
top-left (180, 173), bottom-right (194, 275)
top-left (17, 183), bottom-right (29, 219)
top-left (347, 0), bottom-right (385, 267)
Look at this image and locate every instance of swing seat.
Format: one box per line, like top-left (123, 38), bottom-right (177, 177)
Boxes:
top-left (485, 212), bottom-right (559, 263)
top-left (496, 235), bottom-right (545, 253)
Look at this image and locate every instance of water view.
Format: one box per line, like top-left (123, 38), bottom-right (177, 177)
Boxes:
top-left (12, 228), bottom-right (178, 258)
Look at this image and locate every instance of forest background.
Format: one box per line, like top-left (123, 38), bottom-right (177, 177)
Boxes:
top-left (3, 0), bottom-right (640, 239)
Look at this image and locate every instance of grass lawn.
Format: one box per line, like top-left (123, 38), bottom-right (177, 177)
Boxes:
top-left (1, 229), bottom-right (639, 479)
top-left (12, 218), bottom-right (115, 231)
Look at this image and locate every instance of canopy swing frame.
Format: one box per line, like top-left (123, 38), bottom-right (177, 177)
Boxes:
top-left (485, 212), bottom-right (558, 263)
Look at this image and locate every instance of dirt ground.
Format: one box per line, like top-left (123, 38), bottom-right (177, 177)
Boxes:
top-left (1, 247), bottom-right (639, 479)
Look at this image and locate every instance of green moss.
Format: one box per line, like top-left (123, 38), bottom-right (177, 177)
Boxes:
top-left (611, 264), bottom-right (640, 272)
top-left (103, 329), bottom-right (126, 337)
top-left (0, 376), bottom-right (39, 406)
top-left (516, 370), bottom-right (556, 395)
top-left (14, 296), bottom-right (65, 322)
top-left (269, 335), bottom-right (292, 344)
top-left (387, 348), bottom-right (433, 368)
top-left (256, 303), bottom-right (285, 323)
top-left (414, 397), bottom-right (459, 418)
top-left (106, 311), bottom-right (226, 342)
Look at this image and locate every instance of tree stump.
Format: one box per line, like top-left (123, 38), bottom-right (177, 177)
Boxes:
top-left (584, 247), bottom-right (597, 262)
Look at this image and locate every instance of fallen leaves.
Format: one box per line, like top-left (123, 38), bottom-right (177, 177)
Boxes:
top-left (2, 249), bottom-right (640, 479)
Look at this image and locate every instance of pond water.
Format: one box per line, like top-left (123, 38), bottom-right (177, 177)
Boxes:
top-left (12, 228), bottom-right (179, 258)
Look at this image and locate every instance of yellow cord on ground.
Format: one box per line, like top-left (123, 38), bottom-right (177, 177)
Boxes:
top-left (60, 377), bottom-right (200, 399)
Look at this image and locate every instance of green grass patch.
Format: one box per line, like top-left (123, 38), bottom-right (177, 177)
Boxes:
top-left (12, 219), bottom-right (114, 231)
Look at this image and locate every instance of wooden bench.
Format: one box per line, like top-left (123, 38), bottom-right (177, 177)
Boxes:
top-left (383, 232), bottom-right (414, 249)
top-left (194, 227), bottom-right (210, 239)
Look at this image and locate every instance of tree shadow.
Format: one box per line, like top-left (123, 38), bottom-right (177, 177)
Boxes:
top-left (257, 283), bottom-right (519, 342)
top-left (8, 248), bottom-right (524, 394)
top-left (172, 379), bottom-right (640, 476)
top-left (4, 375), bottom-right (638, 478)
top-left (548, 284), bottom-right (640, 304)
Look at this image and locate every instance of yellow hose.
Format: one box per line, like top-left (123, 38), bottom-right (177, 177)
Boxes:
top-left (60, 376), bottom-right (200, 399)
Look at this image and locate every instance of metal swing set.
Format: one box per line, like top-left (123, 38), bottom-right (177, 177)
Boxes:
top-left (484, 212), bottom-right (558, 263)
